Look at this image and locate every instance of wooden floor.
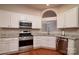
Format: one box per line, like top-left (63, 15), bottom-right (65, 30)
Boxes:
top-left (15, 48), bottom-right (62, 55)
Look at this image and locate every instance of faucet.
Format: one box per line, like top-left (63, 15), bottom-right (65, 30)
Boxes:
top-left (47, 24), bottom-right (50, 35)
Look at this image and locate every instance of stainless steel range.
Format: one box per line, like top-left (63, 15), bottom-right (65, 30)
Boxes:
top-left (19, 21), bottom-right (33, 51)
top-left (19, 31), bottom-right (33, 51)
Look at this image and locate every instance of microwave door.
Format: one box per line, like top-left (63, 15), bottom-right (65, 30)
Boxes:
top-left (19, 22), bottom-right (32, 29)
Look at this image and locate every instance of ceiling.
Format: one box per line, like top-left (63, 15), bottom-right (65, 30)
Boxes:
top-left (0, 4), bottom-right (64, 11)
top-left (23, 4), bottom-right (64, 11)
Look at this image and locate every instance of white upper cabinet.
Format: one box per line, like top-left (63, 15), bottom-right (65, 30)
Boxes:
top-left (0, 10), bottom-right (19, 28)
top-left (32, 16), bottom-right (41, 29)
top-left (0, 10), bottom-right (11, 28)
top-left (18, 14), bottom-right (27, 21)
top-left (0, 10), bottom-right (41, 29)
top-left (64, 7), bottom-right (78, 28)
top-left (29, 15), bottom-right (41, 29)
top-left (10, 13), bottom-right (29, 28)
top-left (57, 13), bottom-right (65, 28)
top-left (57, 7), bottom-right (79, 28)
top-left (10, 13), bottom-right (20, 28)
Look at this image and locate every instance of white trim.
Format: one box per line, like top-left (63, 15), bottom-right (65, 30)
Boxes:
top-left (41, 8), bottom-right (57, 18)
top-left (42, 17), bottom-right (57, 21)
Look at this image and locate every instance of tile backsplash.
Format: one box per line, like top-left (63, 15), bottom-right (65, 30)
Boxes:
top-left (0, 28), bottom-right (79, 38)
top-left (0, 28), bottom-right (20, 38)
top-left (60, 28), bottom-right (79, 37)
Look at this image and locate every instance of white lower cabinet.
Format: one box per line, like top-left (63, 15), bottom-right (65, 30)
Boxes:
top-left (33, 38), bottom-right (41, 48)
top-left (42, 36), bottom-right (56, 49)
top-left (8, 38), bottom-right (19, 52)
top-left (0, 38), bottom-right (19, 54)
top-left (0, 41), bottom-right (9, 53)
top-left (33, 36), bottom-right (56, 49)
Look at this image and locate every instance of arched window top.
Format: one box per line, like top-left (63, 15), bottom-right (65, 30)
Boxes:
top-left (42, 10), bottom-right (57, 18)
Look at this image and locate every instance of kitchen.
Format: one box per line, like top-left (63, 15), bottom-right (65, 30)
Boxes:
top-left (0, 4), bottom-right (79, 55)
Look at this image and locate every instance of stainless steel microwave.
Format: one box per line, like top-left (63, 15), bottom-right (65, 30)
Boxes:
top-left (19, 21), bottom-right (32, 29)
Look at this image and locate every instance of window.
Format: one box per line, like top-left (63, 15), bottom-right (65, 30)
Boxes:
top-left (42, 20), bottom-right (57, 32)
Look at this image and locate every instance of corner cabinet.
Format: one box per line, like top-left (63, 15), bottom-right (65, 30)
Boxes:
top-left (33, 36), bottom-right (56, 49)
top-left (57, 7), bottom-right (79, 28)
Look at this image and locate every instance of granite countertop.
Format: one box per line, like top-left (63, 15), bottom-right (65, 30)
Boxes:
top-left (0, 33), bottom-right (19, 38)
top-left (31, 31), bottom-right (79, 40)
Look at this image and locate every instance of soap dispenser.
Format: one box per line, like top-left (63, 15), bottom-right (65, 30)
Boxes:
top-left (61, 31), bottom-right (65, 36)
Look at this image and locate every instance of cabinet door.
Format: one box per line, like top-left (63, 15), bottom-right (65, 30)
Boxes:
top-left (0, 40), bottom-right (9, 54)
top-left (33, 36), bottom-right (42, 48)
top-left (48, 37), bottom-right (56, 49)
top-left (10, 13), bottom-right (19, 28)
top-left (19, 14), bottom-right (27, 21)
top-left (29, 15), bottom-right (41, 29)
top-left (34, 36), bottom-right (48, 48)
top-left (57, 13), bottom-right (64, 28)
top-left (8, 38), bottom-right (19, 52)
top-left (0, 10), bottom-right (10, 27)
top-left (33, 36), bottom-right (56, 49)
top-left (64, 7), bottom-right (78, 28)
top-left (42, 36), bottom-right (56, 49)
top-left (41, 37), bottom-right (49, 48)
top-left (0, 38), bottom-right (19, 54)
top-left (32, 16), bottom-right (41, 29)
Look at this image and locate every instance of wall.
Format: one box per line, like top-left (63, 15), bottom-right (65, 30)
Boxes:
top-left (57, 4), bottom-right (77, 13)
top-left (0, 4), bottom-right (41, 16)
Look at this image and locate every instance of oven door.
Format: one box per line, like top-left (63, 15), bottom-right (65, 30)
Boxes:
top-left (19, 40), bottom-right (33, 47)
top-left (19, 40), bottom-right (33, 51)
